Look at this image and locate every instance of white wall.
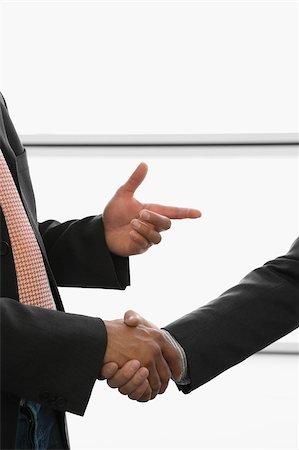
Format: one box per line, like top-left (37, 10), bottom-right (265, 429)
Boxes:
top-left (0, 1), bottom-right (298, 135)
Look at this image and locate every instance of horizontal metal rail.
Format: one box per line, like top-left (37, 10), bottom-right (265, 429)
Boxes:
top-left (21, 133), bottom-right (299, 147)
top-left (259, 342), bottom-right (298, 356)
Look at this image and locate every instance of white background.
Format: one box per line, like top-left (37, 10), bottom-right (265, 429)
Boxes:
top-left (0, 0), bottom-right (298, 135)
top-left (1, 1), bottom-right (298, 449)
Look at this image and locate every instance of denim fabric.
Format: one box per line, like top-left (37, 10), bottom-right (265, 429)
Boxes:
top-left (15, 400), bottom-right (62, 450)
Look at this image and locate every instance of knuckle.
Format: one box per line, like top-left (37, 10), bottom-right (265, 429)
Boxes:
top-left (119, 385), bottom-right (130, 395)
top-left (128, 391), bottom-right (139, 400)
top-left (151, 380), bottom-right (161, 393)
top-left (121, 367), bottom-right (131, 380)
top-left (136, 368), bottom-right (148, 383)
top-left (152, 329), bottom-right (163, 343)
top-left (123, 364), bottom-right (136, 379)
top-left (152, 344), bottom-right (160, 357)
top-left (134, 384), bottom-right (147, 398)
top-left (140, 208), bottom-right (148, 217)
top-left (143, 240), bottom-right (150, 249)
top-left (130, 230), bottom-right (139, 242)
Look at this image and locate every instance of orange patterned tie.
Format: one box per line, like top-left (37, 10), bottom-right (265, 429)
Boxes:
top-left (0, 149), bottom-right (56, 309)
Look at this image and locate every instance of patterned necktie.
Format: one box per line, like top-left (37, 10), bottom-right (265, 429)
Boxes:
top-left (0, 149), bottom-right (55, 309)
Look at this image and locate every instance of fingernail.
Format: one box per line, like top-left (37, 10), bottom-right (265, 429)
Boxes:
top-left (140, 211), bottom-right (150, 220)
top-left (131, 360), bottom-right (141, 371)
top-left (139, 367), bottom-right (149, 377)
top-left (131, 219), bottom-right (141, 229)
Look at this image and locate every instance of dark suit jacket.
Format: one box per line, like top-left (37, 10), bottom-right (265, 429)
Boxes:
top-left (166, 237), bottom-right (299, 392)
top-left (0, 93), bottom-right (130, 449)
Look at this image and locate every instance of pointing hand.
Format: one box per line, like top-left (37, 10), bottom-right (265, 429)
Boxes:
top-left (102, 162), bottom-right (201, 256)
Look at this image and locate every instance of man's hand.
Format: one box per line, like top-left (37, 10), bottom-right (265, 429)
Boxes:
top-left (101, 311), bottom-right (182, 401)
top-left (101, 360), bottom-right (152, 401)
top-left (102, 162), bottom-right (201, 256)
top-left (103, 317), bottom-right (180, 399)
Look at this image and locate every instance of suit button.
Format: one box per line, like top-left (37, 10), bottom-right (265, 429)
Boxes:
top-left (55, 396), bottom-right (66, 409)
top-left (0, 241), bottom-right (10, 256)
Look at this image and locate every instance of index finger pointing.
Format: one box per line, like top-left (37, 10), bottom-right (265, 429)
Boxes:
top-left (144, 204), bottom-right (202, 220)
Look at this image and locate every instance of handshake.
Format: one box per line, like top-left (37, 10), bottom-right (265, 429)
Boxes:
top-left (101, 310), bottom-right (183, 402)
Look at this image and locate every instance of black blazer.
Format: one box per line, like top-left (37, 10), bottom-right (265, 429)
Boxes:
top-left (166, 237), bottom-right (299, 392)
top-left (0, 94), bottom-right (130, 449)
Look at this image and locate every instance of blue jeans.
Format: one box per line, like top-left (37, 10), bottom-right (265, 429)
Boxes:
top-left (15, 400), bottom-right (63, 450)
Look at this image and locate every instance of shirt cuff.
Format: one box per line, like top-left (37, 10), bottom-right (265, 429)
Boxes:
top-left (161, 330), bottom-right (191, 386)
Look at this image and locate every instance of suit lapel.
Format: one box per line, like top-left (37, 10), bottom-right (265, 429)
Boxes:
top-left (0, 104), bottom-right (64, 311)
top-left (0, 105), bottom-right (18, 184)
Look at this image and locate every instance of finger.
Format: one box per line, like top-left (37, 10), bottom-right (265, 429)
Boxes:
top-left (156, 363), bottom-right (171, 394)
top-left (131, 219), bottom-right (162, 245)
top-left (144, 203), bottom-right (201, 220)
top-left (136, 385), bottom-right (152, 402)
top-left (118, 162), bottom-right (148, 195)
top-left (129, 230), bottom-right (151, 252)
top-left (156, 357), bottom-right (171, 395)
top-left (139, 210), bottom-right (171, 232)
top-left (107, 360), bottom-right (141, 389)
top-left (145, 338), bottom-right (171, 399)
top-left (118, 367), bottom-right (150, 396)
top-left (147, 362), bottom-right (161, 400)
top-left (100, 362), bottom-right (119, 380)
top-left (124, 310), bottom-right (156, 329)
top-left (152, 332), bottom-right (172, 394)
top-left (129, 380), bottom-right (152, 402)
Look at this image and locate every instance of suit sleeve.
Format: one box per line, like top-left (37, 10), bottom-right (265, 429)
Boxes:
top-left (39, 215), bottom-right (130, 289)
top-left (165, 237), bottom-right (299, 393)
top-left (1, 297), bottom-right (107, 415)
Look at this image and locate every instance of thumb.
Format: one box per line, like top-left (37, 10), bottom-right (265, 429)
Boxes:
top-left (118, 162), bottom-right (148, 196)
top-left (124, 310), bottom-right (158, 329)
top-left (124, 310), bottom-right (143, 327)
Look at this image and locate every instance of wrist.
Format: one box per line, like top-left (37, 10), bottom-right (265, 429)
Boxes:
top-left (161, 330), bottom-right (190, 385)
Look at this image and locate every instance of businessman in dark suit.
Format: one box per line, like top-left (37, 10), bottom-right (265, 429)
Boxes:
top-left (0, 92), bottom-right (200, 449)
top-left (102, 238), bottom-right (299, 399)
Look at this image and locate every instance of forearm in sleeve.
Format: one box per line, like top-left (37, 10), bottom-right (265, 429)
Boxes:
top-left (1, 297), bottom-right (107, 415)
top-left (39, 215), bottom-right (130, 289)
top-left (165, 238), bottom-right (299, 393)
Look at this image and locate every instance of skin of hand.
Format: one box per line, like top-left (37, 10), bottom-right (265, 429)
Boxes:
top-left (103, 317), bottom-right (180, 399)
top-left (102, 162), bottom-right (201, 256)
top-left (101, 311), bottom-right (182, 402)
top-left (101, 360), bottom-right (152, 401)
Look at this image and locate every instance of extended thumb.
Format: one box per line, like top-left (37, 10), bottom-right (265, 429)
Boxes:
top-left (124, 309), bottom-right (142, 327)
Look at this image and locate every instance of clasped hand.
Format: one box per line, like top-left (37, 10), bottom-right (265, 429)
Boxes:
top-left (103, 311), bottom-right (180, 402)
